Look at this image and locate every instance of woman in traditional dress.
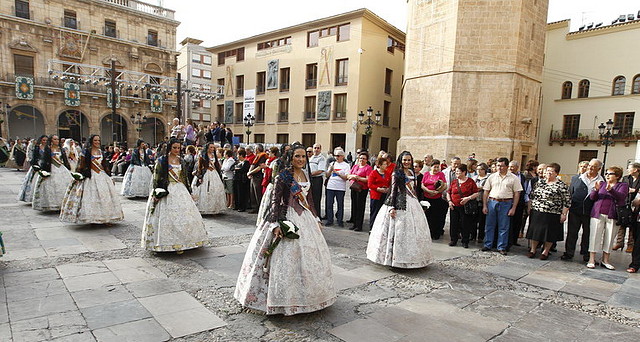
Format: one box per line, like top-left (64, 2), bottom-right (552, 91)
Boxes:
top-left (191, 142), bottom-right (226, 215)
top-left (59, 135), bottom-right (124, 224)
top-left (5, 139), bottom-right (25, 170)
top-left (32, 135), bottom-right (73, 211)
top-left (17, 135), bottom-right (47, 203)
top-left (142, 138), bottom-right (209, 253)
top-left (366, 151), bottom-right (434, 268)
top-left (121, 139), bottom-right (153, 198)
top-left (63, 139), bottom-right (80, 172)
top-left (235, 144), bottom-right (336, 316)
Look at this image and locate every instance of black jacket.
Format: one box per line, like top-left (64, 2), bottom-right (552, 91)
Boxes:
top-left (39, 147), bottom-right (71, 172)
top-left (568, 174), bottom-right (596, 215)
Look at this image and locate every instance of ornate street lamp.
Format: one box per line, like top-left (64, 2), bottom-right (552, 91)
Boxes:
top-left (130, 112), bottom-right (148, 138)
top-left (243, 113), bottom-right (255, 144)
top-left (357, 106), bottom-right (382, 149)
top-left (598, 118), bottom-right (620, 176)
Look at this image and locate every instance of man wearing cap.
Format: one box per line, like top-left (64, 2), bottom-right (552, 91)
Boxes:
top-left (325, 148), bottom-right (349, 227)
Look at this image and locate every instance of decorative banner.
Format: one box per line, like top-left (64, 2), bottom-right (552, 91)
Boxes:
top-left (15, 76), bottom-right (34, 100)
top-left (317, 91), bottom-right (332, 120)
top-left (318, 47), bottom-right (333, 87)
top-left (266, 59), bottom-right (279, 89)
top-left (224, 100), bottom-right (234, 124)
top-left (106, 88), bottom-right (120, 108)
top-left (64, 83), bottom-right (81, 107)
top-left (243, 89), bottom-right (255, 119)
top-left (150, 93), bottom-right (163, 113)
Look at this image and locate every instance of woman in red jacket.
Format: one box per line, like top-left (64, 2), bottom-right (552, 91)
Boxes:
top-left (368, 157), bottom-right (391, 230)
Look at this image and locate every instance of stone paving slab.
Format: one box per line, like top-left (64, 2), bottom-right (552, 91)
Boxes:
top-left (124, 279), bottom-right (183, 299)
top-left (464, 290), bottom-right (539, 323)
top-left (5, 278), bottom-right (69, 302)
top-left (0, 247), bottom-right (47, 261)
top-left (91, 318), bottom-right (170, 342)
top-left (3, 268), bottom-right (60, 287)
top-left (329, 318), bottom-right (404, 342)
top-left (0, 323), bottom-right (10, 341)
top-left (76, 235), bottom-right (127, 252)
top-left (485, 261), bottom-right (534, 280)
top-left (70, 284), bottom-right (134, 309)
top-left (560, 276), bottom-right (621, 302)
top-left (81, 299), bottom-right (152, 330)
top-left (0, 303), bottom-right (8, 324)
top-left (56, 261), bottom-right (110, 279)
top-left (511, 303), bottom-right (594, 341)
top-left (7, 292), bottom-right (78, 322)
top-left (63, 272), bottom-right (121, 292)
top-left (45, 244), bottom-right (91, 257)
top-left (10, 310), bottom-right (87, 342)
top-left (153, 306), bottom-right (227, 338)
top-left (137, 291), bottom-right (203, 316)
top-left (50, 331), bottom-right (96, 342)
top-left (518, 269), bottom-right (575, 291)
top-left (103, 258), bottom-right (166, 283)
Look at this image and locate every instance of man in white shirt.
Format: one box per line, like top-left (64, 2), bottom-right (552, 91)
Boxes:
top-left (308, 143), bottom-right (326, 217)
top-left (324, 148), bottom-right (349, 227)
top-left (443, 157), bottom-right (462, 186)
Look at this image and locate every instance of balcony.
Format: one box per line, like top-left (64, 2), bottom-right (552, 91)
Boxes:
top-left (333, 111), bottom-right (346, 121)
top-left (303, 111), bottom-right (315, 121)
top-left (278, 112), bottom-right (288, 122)
top-left (99, 0), bottom-right (176, 20)
top-left (549, 128), bottom-right (638, 147)
top-left (305, 79), bottom-right (317, 89)
top-left (256, 85), bottom-right (265, 95)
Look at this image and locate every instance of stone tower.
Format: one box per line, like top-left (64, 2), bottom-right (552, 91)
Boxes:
top-left (398, 0), bottom-right (548, 165)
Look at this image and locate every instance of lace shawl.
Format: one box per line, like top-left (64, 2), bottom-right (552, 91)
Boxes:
top-left (266, 169), bottom-right (317, 223)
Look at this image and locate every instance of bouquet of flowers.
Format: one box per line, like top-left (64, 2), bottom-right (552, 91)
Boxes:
top-left (38, 170), bottom-right (51, 178)
top-left (71, 172), bottom-right (84, 181)
top-left (149, 188), bottom-right (169, 214)
top-left (263, 220), bottom-right (300, 258)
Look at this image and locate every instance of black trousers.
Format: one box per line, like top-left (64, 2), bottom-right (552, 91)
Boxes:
top-left (352, 189), bottom-right (368, 230)
top-left (629, 221), bottom-right (640, 269)
top-left (508, 201), bottom-right (525, 247)
top-left (450, 206), bottom-right (474, 243)
top-left (233, 179), bottom-right (250, 211)
top-left (426, 198), bottom-right (447, 239)
top-left (472, 212), bottom-right (486, 241)
top-left (564, 210), bottom-right (591, 257)
top-left (249, 175), bottom-right (263, 210)
top-left (347, 189), bottom-right (358, 222)
top-left (311, 176), bottom-right (324, 217)
top-left (369, 195), bottom-right (387, 229)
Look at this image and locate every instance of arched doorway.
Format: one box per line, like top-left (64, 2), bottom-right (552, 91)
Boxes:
top-left (100, 114), bottom-right (129, 146)
top-left (140, 117), bottom-right (165, 147)
top-left (58, 110), bottom-right (89, 142)
top-left (7, 105), bottom-right (45, 140)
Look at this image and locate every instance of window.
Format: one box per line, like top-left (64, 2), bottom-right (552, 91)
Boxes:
top-left (14, 54), bottom-right (34, 77)
top-left (334, 93), bottom-right (347, 120)
top-left (385, 69), bottom-right (393, 95)
top-left (307, 31), bottom-right (319, 47)
top-left (202, 100), bottom-right (211, 109)
top-left (191, 68), bottom-right (200, 77)
top-left (383, 101), bottom-right (391, 126)
top-left (236, 75), bottom-right (244, 97)
top-left (562, 115), bottom-right (580, 139)
top-left (254, 134), bottom-right (265, 143)
top-left (362, 134), bottom-right (369, 150)
top-left (578, 79), bottom-right (590, 98)
top-left (335, 59), bottom-right (348, 86)
top-left (217, 104), bottom-right (224, 123)
top-left (304, 96), bottom-right (316, 121)
top-left (202, 55), bottom-right (212, 65)
top-left (277, 134), bottom-right (289, 144)
top-left (278, 99), bottom-right (289, 122)
top-left (256, 72), bottom-right (266, 95)
top-left (306, 63), bottom-right (317, 89)
top-left (579, 150), bottom-right (598, 164)
top-left (337, 23), bottom-right (350, 41)
top-left (387, 36), bottom-right (405, 53)
top-left (217, 78), bottom-right (224, 98)
top-left (633, 75), bottom-right (640, 94)
top-left (235, 103), bottom-right (243, 123)
top-left (561, 81), bottom-right (572, 99)
top-left (105, 20), bottom-right (117, 38)
top-left (15, 0), bottom-right (29, 19)
top-left (280, 67), bottom-right (290, 92)
top-left (614, 112), bottom-right (634, 138)
top-left (64, 10), bottom-right (77, 29)
top-left (217, 47), bottom-right (245, 65)
top-left (380, 137), bottom-right (389, 153)
top-left (147, 30), bottom-right (158, 47)
top-left (257, 36), bottom-right (292, 50)
top-left (202, 70), bottom-right (211, 79)
top-left (612, 76), bottom-right (626, 96)
top-left (192, 54), bottom-right (201, 63)
top-left (302, 134), bottom-right (315, 148)
top-left (256, 101), bottom-right (265, 122)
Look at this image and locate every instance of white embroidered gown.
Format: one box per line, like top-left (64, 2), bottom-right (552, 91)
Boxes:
top-left (191, 159), bottom-right (226, 215)
top-left (142, 163), bottom-right (209, 251)
top-left (32, 151), bottom-right (73, 211)
top-left (121, 151), bottom-right (152, 198)
top-left (366, 175), bottom-right (433, 268)
top-left (235, 180), bottom-right (336, 315)
top-left (60, 154), bottom-right (124, 224)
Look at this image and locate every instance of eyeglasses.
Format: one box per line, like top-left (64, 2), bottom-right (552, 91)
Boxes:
top-left (605, 172), bottom-right (616, 176)
top-left (306, 151), bottom-right (313, 153)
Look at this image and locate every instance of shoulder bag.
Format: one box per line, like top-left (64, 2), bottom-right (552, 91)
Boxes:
top-left (457, 179), bottom-right (478, 215)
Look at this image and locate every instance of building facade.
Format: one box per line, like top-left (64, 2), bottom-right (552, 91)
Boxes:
top-left (0, 0), bottom-right (180, 146)
top-left (206, 9), bottom-right (405, 153)
top-left (538, 18), bottom-right (640, 172)
top-left (399, 0), bottom-right (548, 165)
top-left (176, 37), bottom-right (215, 124)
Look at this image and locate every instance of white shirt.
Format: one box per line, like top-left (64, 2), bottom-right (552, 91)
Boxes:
top-left (326, 161), bottom-right (349, 191)
top-left (308, 153), bottom-right (326, 177)
top-left (221, 157), bottom-right (235, 180)
top-left (579, 172), bottom-right (604, 193)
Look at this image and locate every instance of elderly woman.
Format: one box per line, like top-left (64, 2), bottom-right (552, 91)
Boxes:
top-left (587, 166), bottom-right (629, 269)
top-left (368, 157), bottom-right (391, 230)
top-left (421, 159), bottom-right (448, 240)
top-left (347, 152), bottom-right (372, 231)
top-left (447, 164), bottom-right (480, 248)
top-left (526, 163), bottom-right (571, 260)
top-left (472, 162), bottom-right (490, 242)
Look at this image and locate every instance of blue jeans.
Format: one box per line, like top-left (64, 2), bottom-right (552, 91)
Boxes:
top-left (484, 199), bottom-right (512, 250)
top-left (325, 189), bottom-right (345, 225)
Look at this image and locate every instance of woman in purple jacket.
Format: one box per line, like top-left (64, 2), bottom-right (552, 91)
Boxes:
top-left (587, 166), bottom-right (629, 269)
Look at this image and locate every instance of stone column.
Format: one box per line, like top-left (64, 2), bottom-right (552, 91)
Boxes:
top-left (399, 0), bottom-right (548, 163)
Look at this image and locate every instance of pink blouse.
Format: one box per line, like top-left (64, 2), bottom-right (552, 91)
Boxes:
top-left (350, 164), bottom-right (373, 190)
top-left (422, 171), bottom-right (446, 199)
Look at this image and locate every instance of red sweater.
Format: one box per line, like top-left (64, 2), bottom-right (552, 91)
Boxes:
top-left (447, 177), bottom-right (478, 206)
top-left (368, 169), bottom-right (391, 200)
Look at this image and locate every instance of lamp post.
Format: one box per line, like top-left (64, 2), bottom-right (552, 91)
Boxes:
top-left (598, 118), bottom-right (620, 176)
top-left (130, 112), bottom-right (147, 138)
top-left (243, 113), bottom-right (255, 144)
top-left (357, 106), bottom-right (382, 150)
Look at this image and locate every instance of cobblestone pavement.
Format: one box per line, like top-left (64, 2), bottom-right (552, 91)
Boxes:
top-left (0, 167), bottom-right (639, 341)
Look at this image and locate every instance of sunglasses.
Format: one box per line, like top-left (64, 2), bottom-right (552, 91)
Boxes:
top-left (605, 172), bottom-right (616, 176)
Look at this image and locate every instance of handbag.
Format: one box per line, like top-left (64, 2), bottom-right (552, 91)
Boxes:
top-left (616, 205), bottom-right (634, 227)
top-left (350, 180), bottom-right (363, 191)
top-left (456, 179), bottom-right (478, 215)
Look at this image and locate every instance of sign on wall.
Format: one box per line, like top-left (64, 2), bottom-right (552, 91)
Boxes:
top-left (224, 100), bottom-right (234, 124)
top-left (64, 83), bottom-right (81, 106)
top-left (15, 76), bottom-right (34, 100)
top-left (106, 88), bottom-right (120, 108)
top-left (243, 89), bottom-right (256, 119)
top-left (317, 91), bottom-right (332, 120)
top-left (150, 93), bottom-right (163, 113)
top-left (266, 59), bottom-right (279, 89)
